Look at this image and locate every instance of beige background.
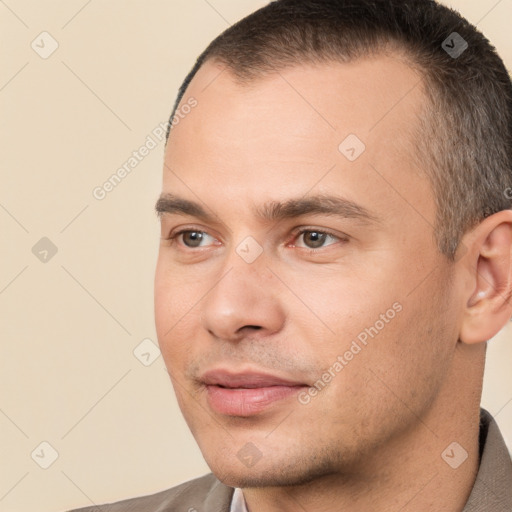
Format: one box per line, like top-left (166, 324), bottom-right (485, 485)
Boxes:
top-left (0, 1), bottom-right (511, 511)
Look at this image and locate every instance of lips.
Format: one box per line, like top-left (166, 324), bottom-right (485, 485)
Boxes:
top-left (201, 369), bottom-right (308, 416)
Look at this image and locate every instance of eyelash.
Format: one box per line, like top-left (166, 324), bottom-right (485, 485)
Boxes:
top-left (163, 227), bottom-right (346, 251)
top-left (290, 227), bottom-right (345, 250)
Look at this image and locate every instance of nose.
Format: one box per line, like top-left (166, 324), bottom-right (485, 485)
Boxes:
top-left (200, 251), bottom-right (286, 343)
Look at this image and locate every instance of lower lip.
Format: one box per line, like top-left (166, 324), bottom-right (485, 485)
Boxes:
top-left (206, 384), bottom-right (305, 416)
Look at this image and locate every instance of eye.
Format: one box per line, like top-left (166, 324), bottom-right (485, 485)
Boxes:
top-left (169, 229), bottom-right (219, 248)
top-left (292, 229), bottom-right (343, 249)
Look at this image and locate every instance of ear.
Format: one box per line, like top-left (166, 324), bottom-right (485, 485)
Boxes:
top-left (459, 210), bottom-right (512, 345)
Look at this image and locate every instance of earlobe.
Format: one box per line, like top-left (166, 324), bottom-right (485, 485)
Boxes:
top-left (459, 211), bottom-right (512, 345)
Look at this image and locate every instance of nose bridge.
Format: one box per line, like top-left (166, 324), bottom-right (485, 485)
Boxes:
top-left (200, 238), bottom-right (285, 340)
top-left (207, 238), bottom-right (271, 312)
top-left (219, 233), bottom-right (271, 290)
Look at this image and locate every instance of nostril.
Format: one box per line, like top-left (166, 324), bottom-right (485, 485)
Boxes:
top-left (235, 325), bottom-right (262, 335)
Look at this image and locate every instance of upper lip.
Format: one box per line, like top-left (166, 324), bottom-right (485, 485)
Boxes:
top-left (201, 369), bottom-right (307, 389)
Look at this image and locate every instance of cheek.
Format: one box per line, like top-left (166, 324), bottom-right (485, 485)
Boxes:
top-left (298, 268), bottom-right (415, 381)
top-left (154, 260), bottom-right (198, 366)
top-left (355, 291), bottom-right (453, 413)
top-left (290, 269), bottom-right (399, 351)
top-left (305, 300), bottom-right (446, 448)
top-left (281, 263), bottom-right (356, 318)
top-left (154, 256), bottom-right (203, 325)
top-left (154, 264), bottom-right (174, 338)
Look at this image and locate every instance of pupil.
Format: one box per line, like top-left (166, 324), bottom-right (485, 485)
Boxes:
top-left (185, 231), bottom-right (202, 247)
top-left (306, 231), bottom-right (326, 248)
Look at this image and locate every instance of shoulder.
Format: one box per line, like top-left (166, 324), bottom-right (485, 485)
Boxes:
top-left (66, 473), bottom-right (234, 512)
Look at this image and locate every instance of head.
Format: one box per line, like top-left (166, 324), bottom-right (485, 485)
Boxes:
top-left (155, 0), bottom-right (512, 488)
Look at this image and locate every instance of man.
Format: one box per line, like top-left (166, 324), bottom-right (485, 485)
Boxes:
top-left (69, 0), bottom-right (512, 510)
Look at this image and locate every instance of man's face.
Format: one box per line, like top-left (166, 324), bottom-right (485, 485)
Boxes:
top-left (154, 56), bottom-right (461, 486)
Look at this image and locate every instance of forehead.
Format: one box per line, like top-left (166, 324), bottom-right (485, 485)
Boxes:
top-left (163, 56), bottom-right (434, 231)
top-left (170, 55), bottom-right (424, 141)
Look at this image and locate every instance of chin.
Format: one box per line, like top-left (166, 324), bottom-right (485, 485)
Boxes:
top-left (203, 450), bottom-right (340, 489)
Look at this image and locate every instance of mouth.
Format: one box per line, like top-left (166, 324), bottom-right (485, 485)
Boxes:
top-left (200, 369), bottom-right (309, 417)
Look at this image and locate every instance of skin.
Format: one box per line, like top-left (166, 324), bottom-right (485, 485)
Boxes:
top-left (154, 55), bottom-right (512, 511)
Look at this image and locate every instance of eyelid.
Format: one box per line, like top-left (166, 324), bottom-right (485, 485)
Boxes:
top-left (163, 224), bottom-right (349, 250)
top-left (288, 226), bottom-right (348, 246)
top-left (164, 223), bottom-right (219, 239)
top-left (165, 226), bottom-right (221, 247)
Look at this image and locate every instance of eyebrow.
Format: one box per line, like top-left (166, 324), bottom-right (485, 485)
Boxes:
top-left (155, 193), bottom-right (381, 226)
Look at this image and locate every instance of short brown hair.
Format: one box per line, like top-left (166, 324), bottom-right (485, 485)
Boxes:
top-left (166, 0), bottom-right (512, 260)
